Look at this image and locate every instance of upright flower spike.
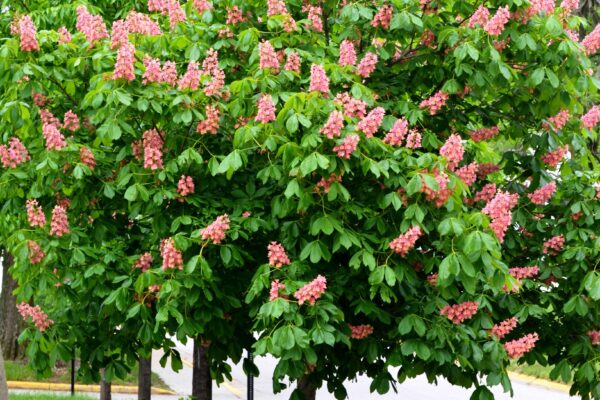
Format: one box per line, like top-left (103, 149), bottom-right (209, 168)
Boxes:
top-left (177, 175), bottom-right (195, 196)
top-left (259, 41), bottom-right (280, 72)
top-left (439, 134), bottom-right (464, 171)
top-left (133, 252), bottom-right (153, 271)
top-left (76, 6), bottom-right (109, 45)
top-left (267, 0), bottom-right (288, 16)
top-left (357, 52), bottom-right (378, 78)
top-left (269, 279), bottom-right (286, 301)
top-left (338, 40), bottom-right (357, 66)
top-left (541, 146), bottom-right (568, 168)
top-left (455, 162), bottom-right (479, 186)
top-left (294, 275), bottom-right (327, 305)
top-left (482, 191), bottom-right (519, 242)
top-left (320, 111), bottom-right (344, 139)
top-left (142, 129), bottom-right (164, 170)
top-left (113, 42), bottom-right (136, 81)
top-left (197, 104), bottom-right (220, 135)
top-left (42, 123), bottom-right (66, 151)
top-left (349, 324), bottom-right (374, 339)
top-left (504, 333), bottom-right (539, 358)
top-left (178, 61), bottom-right (201, 90)
top-left (484, 6), bottom-right (511, 36)
top-left (267, 241), bottom-right (290, 267)
top-left (356, 107), bottom-right (385, 138)
top-left (307, 6), bottom-right (323, 32)
top-left (50, 205), bottom-right (70, 237)
top-left (543, 235), bottom-right (565, 254)
top-left (420, 90), bottom-right (449, 115)
top-left (469, 126), bottom-right (500, 142)
top-left (389, 226), bottom-right (422, 256)
top-left (28, 240), bottom-right (45, 264)
top-left (63, 110), bottom-right (80, 131)
top-left (201, 214), bottom-right (230, 244)
top-left (58, 27), bottom-right (72, 44)
top-left (255, 94), bottom-right (276, 124)
top-left (17, 15), bottom-right (40, 52)
top-left (528, 181), bottom-right (557, 205)
top-left (192, 0), bottom-right (213, 15)
top-left (544, 109), bottom-right (570, 130)
top-left (333, 134), bottom-right (360, 159)
top-left (371, 5), bottom-right (393, 29)
top-left (467, 5), bottom-right (490, 28)
top-left (0, 138), bottom-right (30, 168)
top-left (490, 317), bottom-right (518, 339)
top-left (17, 303), bottom-right (53, 332)
top-left (160, 238), bottom-right (183, 270)
top-left (582, 105), bottom-right (600, 129)
top-left (383, 118), bottom-right (408, 146)
top-left (440, 301), bottom-right (479, 324)
top-left (80, 147), bottom-right (96, 170)
top-left (309, 64), bottom-right (330, 94)
top-left (284, 52), bottom-right (301, 72)
top-left (26, 199), bottom-right (46, 228)
top-left (581, 25), bottom-right (600, 55)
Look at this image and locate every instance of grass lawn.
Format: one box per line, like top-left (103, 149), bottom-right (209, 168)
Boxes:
top-left (10, 395), bottom-right (94, 400)
top-left (5, 360), bottom-right (170, 390)
top-left (508, 361), bottom-right (572, 383)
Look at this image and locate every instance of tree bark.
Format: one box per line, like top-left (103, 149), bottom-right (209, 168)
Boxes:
top-left (138, 354), bottom-right (152, 400)
top-left (297, 375), bottom-right (316, 400)
top-left (192, 338), bottom-right (212, 400)
top-left (0, 344), bottom-right (8, 400)
top-left (0, 249), bottom-right (24, 360)
top-left (100, 369), bottom-right (111, 400)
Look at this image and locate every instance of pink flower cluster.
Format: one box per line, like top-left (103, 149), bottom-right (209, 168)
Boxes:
top-left (17, 303), bottom-right (53, 332)
top-left (588, 330), bottom-right (600, 345)
top-left (294, 275), bottom-right (327, 305)
top-left (440, 301), bottom-right (479, 324)
top-left (469, 126), bottom-right (500, 142)
top-left (478, 163), bottom-right (500, 178)
top-left (63, 110), bottom-right (80, 131)
top-left (259, 41), bottom-right (280, 72)
top-left (333, 134), bottom-right (360, 159)
top-left (256, 94), bottom-right (276, 124)
top-left (177, 175), bottom-right (195, 196)
top-left (455, 162), bottom-right (479, 186)
top-left (371, 5), bottom-right (393, 29)
top-left (389, 226), bottom-right (422, 257)
top-left (528, 181), bottom-right (556, 205)
top-left (178, 61), bottom-right (201, 90)
top-left (40, 109), bottom-right (61, 127)
top-left (440, 134), bottom-right (464, 171)
top-left (0, 138), bottom-right (30, 168)
top-left (335, 93), bottom-right (367, 118)
top-left (309, 64), bottom-right (330, 93)
top-left (560, 0), bottom-right (579, 16)
top-left (529, 0), bottom-right (556, 16)
top-left (419, 90), bottom-right (448, 115)
top-left (484, 6), bottom-right (511, 36)
top-left (16, 15), bottom-right (39, 52)
top-left (197, 104), bottom-right (220, 134)
top-left (143, 56), bottom-right (178, 85)
top-left (467, 5), bottom-right (490, 28)
top-left (133, 252), bottom-right (153, 271)
top-left (80, 147), bottom-right (96, 170)
top-left (357, 107), bottom-right (385, 138)
top-left (160, 238), bottom-right (183, 270)
top-left (339, 40), bottom-right (357, 66)
top-left (307, 6), bottom-right (323, 32)
top-left (543, 235), bottom-right (565, 254)
top-left (544, 109), bottom-right (570, 130)
top-left (504, 333), bottom-right (539, 358)
top-left (473, 183), bottom-right (497, 203)
top-left (226, 6), bottom-right (245, 24)
top-left (148, 0), bottom-right (186, 28)
top-left (581, 25), bottom-right (600, 55)
top-left (357, 52), bottom-right (378, 78)
top-left (201, 214), bottom-right (230, 244)
top-left (26, 199), bottom-right (46, 228)
top-left (491, 317), bottom-right (518, 339)
top-left (42, 123), bottom-right (66, 151)
top-left (509, 266), bottom-right (540, 279)
top-left (427, 273), bottom-right (438, 286)
top-left (315, 173), bottom-right (342, 193)
top-left (349, 324), bottom-right (374, 339)
top-left (142, 129), bottom-right (164, 170)
top-left (28, 240), bottom-right (45, 264)
top-left (420, 170), bottom-right (452, 207)
top-left (192, 0), bottom-right (213, 14)
top-left (596, 186), bottom-right (600, 199)
top-left (405, 130), bottom-right (422, 149)
top-left (125, 11), bottom-right (162, 36)
top-left (482, 191), bottom-right (519, 242)
top-left (321, 111), bottom-right (344, 139)
top-left (32, 92), bottom-right (48, 107)
top-left (50, 205), bottom-right (70, 237)
top-left (268, 241), bottom-right (290, 267)
top-left (58, 27), bottom-right (72, 44)
top-left (383, 118), bottom-right (409, 146)
top-left (76, 6), bottom-right (109, 45)
top-left (269, 279), bottom-right (286, 301)
top-left (581, 105), bottom-right (600, 129)
top-left (284, 52), bottom-right (301, 73)
top-left (267, 0), bottom-right (288, 16)
top-left (113, 42), bottom-right (136, 81)
top-left (541, 146), bottom-right (568, 168)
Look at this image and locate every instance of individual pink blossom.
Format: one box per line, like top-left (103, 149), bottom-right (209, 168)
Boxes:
top-left (197, 104), bottom-right (220, 135)
top-left (389, 226), bottom-right (423, 257)
top-left (17, 15), bottom-right (40, 52)
top-left (580, 24), bottom-right (600, 54)
top-left (333, 134), bottom-right (360, 159)
top-left (63, 110), bottom-right (80, 131)
top-left (321, 111), bottom-right (344, 139)
top-left (255, 94), bottom-right (276, 124)
top-left (484, 6), bottom-right (511, 36)
top-left (76, 6), bottom-right (109, 45)
top-left (192, 0), bottom-right (213, 14)
top-left (284, 52), bottom-right (301, 73)
top-left (315, 173), bottom-right (343, 194)
top-left (405, 129), bottom-right (422, 149)
top-left (113, 42), bottom-right (136, 81)
top-left (133, 252), bottom-right (153, 271)
top-left (467, 5), bottom-right (490, 28)
top-left (349, 324), bottom-right (374, 339)
top-left (334, 93), bottom-right (367, 118)
top-left (307, 6), bottom-right (323, 32)
top-left (357, 52), bottom-right (378, 78)
top-left (294, 275), bottom-right (327, 305)
top-left (178, 61), bottom-right (201, 90)
top-left (356, 107), bottom-right (385, 138)
top-left (17, 303), bottom-right (53, 332)
top-left (201, 214), bottom-right (230, 244)
top-left (160, 238), bottom-right (183, 270)
top-left (80, 147), bottom-right (96, 170)
top-left (528, 181), bottom-right (556, 205)
top-left (142, 129), bottom-right (164, 170)
top-left (177, 175), bottom-right (195, 197)
top-left (50, 205), bottom-right (70, 237)
top-left (269, 279), bottom-right (286, 301)
top-left (0, 138), bottom-right (30, 168)
top-left (28, 241), bottom-right (45, 264)
top-left (541, 146), bottom-right (568, 168)
top-left (26, 199), bottom-right (46, 228)
top-left (587, 330), bottom-right (600, 345)
top-left (482, 191), bottom-right (519, 242)
top-left (42, 123), bottom-right (66, 151)
top-left (509, 266), bottom-right (540, 279)
top-left (371, 5), bottom-right (393, 29)
top-left (544, 109), bottom-right (570, 130)
top-left (581, 105), bottom-right (600, 129)
top-left (383, 118), bottom-right (409, 146)
top-left (58, 27), bottom-right (72, 44)
top-left (267, 0), bottom-right (288, 16)
top-left (338, 40), bottom-right (357, 66)
top-left (440, 301), bottom-right (479, 324)
top-left (419, 90), bottom-right (448, 115)
top-left (268, 241), bottom-right (290, 267)
top-left (309, 64), bottom-right (330, 94)
top-left (490, 317), bottom-right (518, 339)
top-left (543, 235), bottom-right (565, 254)
top-left (473, 183), bottom-right (497, 203)
top-left (469, 126), bottom-right (500, 142)
top-left (504, 333), bottom-right (539, 358)
top-left (259, 41), bottom-right (280, 72)
top-left (440, 134), bottom-right (464, 171)
top-left (455, 162), bottom-right (479, 186)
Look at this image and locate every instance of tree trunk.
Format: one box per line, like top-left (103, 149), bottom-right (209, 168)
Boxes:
top-left (0, 249), bottom-right (24, 360)
top-left (138, 354), bottom-right (152, 400)
top-left (297, 375), bottom-right (316, 400)
top-left (100, 369), bottom-right (111, 400)
top-left (192, 338), bottom-right (212, 400)
top-left (0, 344), bottom-right (8, 400)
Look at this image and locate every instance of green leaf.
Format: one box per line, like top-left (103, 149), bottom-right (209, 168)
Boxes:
top-left (286, 114), bottom-right (299, 133)
top-left (124, 185), bottom-right (138, 201)
top-left (529, 68), bottom-right (545, 86)
top-left (439, 253), bottom-right (460, 281)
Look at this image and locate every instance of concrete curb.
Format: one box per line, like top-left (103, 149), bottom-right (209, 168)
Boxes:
top-left (7, 380), bottom-right (176, 395)
top-left (507, 371), bottom-right (571, 393)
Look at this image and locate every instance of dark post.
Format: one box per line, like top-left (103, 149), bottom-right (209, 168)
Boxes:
top-left (247, 350), bottom-right (254, 400)
top-left (70, 356), bottom-right (75, 396)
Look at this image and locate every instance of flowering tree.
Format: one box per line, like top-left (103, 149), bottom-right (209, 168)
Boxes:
top-left (0, 1), bottom-right (599, 400)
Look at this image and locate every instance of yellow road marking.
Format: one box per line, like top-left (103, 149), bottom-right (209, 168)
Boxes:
top-left (181, 357), bottom-right (242, 398)
top-left (507, 371), bottom-right (570, 393)
top-left (7, 381), bottom-right (175, 395)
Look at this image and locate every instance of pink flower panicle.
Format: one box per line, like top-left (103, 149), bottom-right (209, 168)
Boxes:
top-left (143, 55), bottom-right (163, 84)
top-left (160, 238), bottom-right (183, 270)
top-left (482, 191), bottom-right (519, 242)
top-left (504, 333), bottom-right (539, 358)
top-left (469, 126), bottom-right (500, 142)
top-left (126, 11), bottom-right (162, 35)
top-left (80, 147), bottom-right (96, 170)
top-left (17, 15), bottom-right (40, 52)
top-left (389, 226), bottom-right (423, 257)
top-left (142, 129), bottom-right (164, 170)
top-left (58, 27), bottom-right (72, 44)
top-left (384, 118), bottom-right (409, 146)
top-left (113, 42), bottom-right (136, 81)
top-left (588, 330), bottom-right (600, 345)
top-left (76, 6), bottom-right (109, 45)
top-left (473, 183), bottom-right (497, 203)
top-left (405, 129), bottom-right (422, 149)
top-left (419, 90), bottom-right (449, 115)
top-left (197, 104), bottom-right (220, 135)
top-left (63, 110), bottom-right (80, 131)
top-left (0, 138), bottom-right (30, 168)
top-left (42, 123), bottom-right (67, 151)
top-left (544, 109), bottom-right (570, 130)
top-left (294, 275), bottom-right (327, 305)
top-left (349, 324), bottom-right (374, 339)
top-left (440, 301), bottom-right (479, 324)
top-left (455, 162), bottom-right (479, 186)
top-left (50, 205), bottom-right (70, 237)
top-left (541, 146), bottom-right (568, 168)
top-left (17, 303), bottom-right (53, 332)
top-left (581, 105), bottom-right (600, 129)
top-left (543, 235), bottom-right (565, 254)
top-left (440, 134), bottom-right (464, 171)
top-left (371, 5), bottom-right (393, 29)
top-left (192, 0), bottom-right (213, 14)
top-left (529, 0), bottom-right (556, 16)
top-left (427, 273), bottom-right (438, 286)
top-left (581, 25), bottom-right (600, 55)
top-left (315, 173), bottom-right (342, 194)
top-left (40, 109), bottom-right (61, 127)
top-left (268, 241), bottom-right (291, 267)
top-left (226, 6), bottom-right (245, 24)
top-left (478, 163), bottom-right (500, 178)
top-left (421, 170), bottom-right (452, 207)
top-left (467, 5), bottom-right (490, 28)
top-left (509, 266), bottom-right (540, 280)
top-left (491, 317), bottom-right (518, 339)
top-left (528, 181), bottom-right (557, 205)
top-left (284, 52), bottom-right (301, 72)
top-left (356, 107), bottom-right (385, 138)
top-left (283, 14), bottom-right (298, 32)
top-left (334, 93), bottom-right (367, 118)
top-left (32, 92), bottom-right (48, 107)
top-left (560, 0), bottom-right (579, 16)
top-left (178, 61), bottom-right (201, 90)
top-left (307, 6), bottom-right (323, 32)
top-left (357, 52), bottom-right (378, 78)
top-left (201, 214), bottom-right (230, 244)
top-left (484, 6), bottom-right (511, 36)
top-left (111, 20), bottom-right (129, 49)
top-left (309, 64), bottom-right (330, 93)
top-left (26, 199), bottom-right (46, 228)
top-left (333, 134), bottom-right (360, 159)
top-left (269, 279), bottom-right (286, 301)
top-left (321, 111), bottom-right (344, 139)
top-left (28, 240), bottom-right (45, 264)
top-left (338, 40), bottom-right (357, 66)
top-left (255, 94), bottom-right (276, 124)
top-left (161, 61), bottom-right (178, 85)
top-left (259, 41), bottom-right (280, 72)
top-left (177, 175), bottom-right (195, 197)
top-left (133, 252), bottom-right (153, 272)
top-left (267, 0), bottom-right (288, 16)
